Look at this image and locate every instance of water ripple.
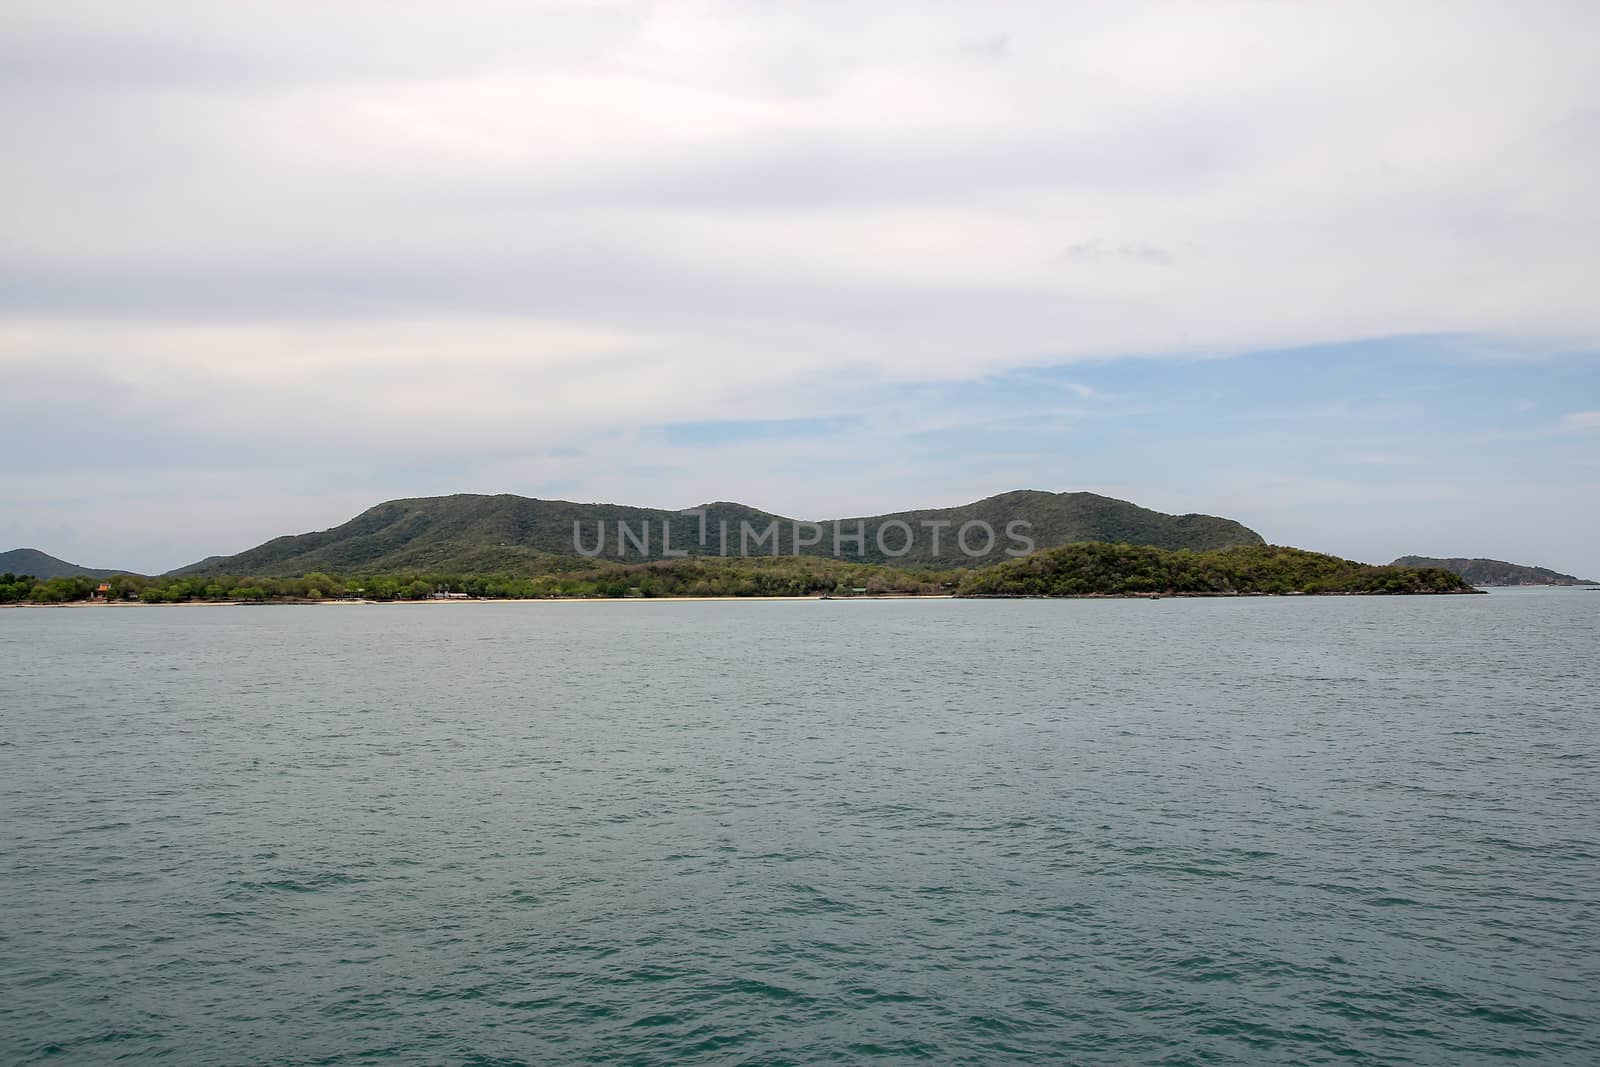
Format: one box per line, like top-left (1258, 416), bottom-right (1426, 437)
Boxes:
top-left (2, 590), bottom-right (1597, 1063)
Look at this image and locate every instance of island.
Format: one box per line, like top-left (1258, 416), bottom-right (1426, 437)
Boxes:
top-left (2, 491), bottom-right (1486, 604)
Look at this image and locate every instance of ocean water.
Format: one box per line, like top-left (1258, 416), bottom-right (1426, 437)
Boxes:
top-left (2, 590), bottom-right (1597, 1065)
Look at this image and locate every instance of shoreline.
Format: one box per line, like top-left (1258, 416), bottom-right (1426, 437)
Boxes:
top-left (0, 588), bottom-right (1497, 609)
top-left (1, 594), bottom-right (945, 608)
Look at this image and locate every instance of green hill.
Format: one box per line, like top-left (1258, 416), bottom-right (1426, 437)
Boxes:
top-left (0, 548), bottom-right (138, 580)
top-left (1392, 556), bottom-right (1595, 586)
top-left (963, 543), bottom-right (1477, 597)
top-left (172, 490), bottom-right (1265, 576)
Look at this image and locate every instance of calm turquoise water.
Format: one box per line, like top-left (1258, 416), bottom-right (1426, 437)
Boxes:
top-left (2, 591), bottom-right (1597, 1064)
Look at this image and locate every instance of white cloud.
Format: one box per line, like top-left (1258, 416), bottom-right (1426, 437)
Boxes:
top-left (5, 2), bottom-right (1598, 360)
top-left (2, 0), bottom-right (1599, 570)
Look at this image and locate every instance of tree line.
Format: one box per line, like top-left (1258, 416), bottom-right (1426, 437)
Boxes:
top-left (0, 543), bottom-right (1475, 605)
top-left (958, 543), bottom-right (1476, 596)
top-left (0, 557), bottom-right (955, 604)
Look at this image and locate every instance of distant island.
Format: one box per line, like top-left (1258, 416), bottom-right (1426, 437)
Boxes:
top-left (1392, 556), bottom-right (1596, 587)
top-left (0, 491), bottom-right (1486, 604)
top-left (0, 548), bottom-right (137, 581)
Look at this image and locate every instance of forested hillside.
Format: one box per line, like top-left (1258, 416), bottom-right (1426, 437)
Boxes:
top-left (171, 490), bottom-right (1265, 575)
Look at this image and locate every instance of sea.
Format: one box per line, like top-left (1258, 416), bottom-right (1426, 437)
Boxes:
top-left (2, 589), bottom-right (1597, 1064)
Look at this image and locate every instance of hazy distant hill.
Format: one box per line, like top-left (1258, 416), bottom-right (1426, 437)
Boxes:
top-left (173, 490), bottom-right (1266, 576)
top-left (1392, 556), bottom-right (1595, 586)
top-left (0, 548), bottom-right (137, 580)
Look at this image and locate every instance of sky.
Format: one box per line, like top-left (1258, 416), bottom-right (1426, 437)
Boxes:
top-left (2, 0), bottom-right (1597, 577)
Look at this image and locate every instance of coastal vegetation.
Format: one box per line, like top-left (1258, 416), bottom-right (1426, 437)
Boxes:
top-left (961, 544), bottom-right (1476, 597)
top-left (0, 558), bottom-right (952, 604)
top-left (1, 544), bottom-right (1475, 604)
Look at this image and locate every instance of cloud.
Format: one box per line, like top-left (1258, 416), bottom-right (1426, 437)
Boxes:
top-left (6, 3), bottom-right (1598, 351)
top-left (1061, 241), bottom-right (1176, 266)
top-left (960, 35), bottom-right (1011, 61)
top-left (1560, 411), bottom-right (1600, 431)
top-left (1, 1), bottom-right (1598, 573)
